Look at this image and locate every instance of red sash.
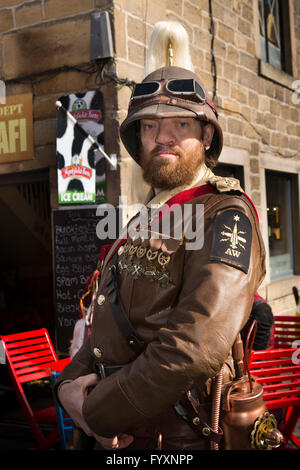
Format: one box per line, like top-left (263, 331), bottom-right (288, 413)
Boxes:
top-left (101, 184), bottom-right (259, 265)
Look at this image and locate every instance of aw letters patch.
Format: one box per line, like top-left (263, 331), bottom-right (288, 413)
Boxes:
top-left (210, 210), bottom-right (252, 273)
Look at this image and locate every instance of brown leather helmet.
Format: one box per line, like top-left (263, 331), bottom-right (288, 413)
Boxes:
top-left (120, 66), bottom-right (223, 168)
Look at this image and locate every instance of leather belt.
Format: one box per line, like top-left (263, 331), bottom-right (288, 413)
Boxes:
top-left (94, 362), bottom-right (122, 379)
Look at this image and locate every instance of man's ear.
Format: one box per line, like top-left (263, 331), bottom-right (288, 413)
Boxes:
top-left (202, 123), bottom-right (215, 151)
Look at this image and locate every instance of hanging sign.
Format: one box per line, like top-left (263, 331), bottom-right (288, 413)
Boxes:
top-left (0, 93), bottom-right (34, 164)
top-left (56, 91), bottom-right (109, 205)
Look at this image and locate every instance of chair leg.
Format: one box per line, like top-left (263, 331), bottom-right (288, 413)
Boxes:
top-left (290, 433), bottom-right (300, 449)
top-left (279, 406), bottom-right (300, 450)
top-left (37, 427), bottom-right (59, 450)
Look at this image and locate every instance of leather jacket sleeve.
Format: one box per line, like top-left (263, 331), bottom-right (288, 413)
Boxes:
top-left (79, 195), bottom-right (265, 437)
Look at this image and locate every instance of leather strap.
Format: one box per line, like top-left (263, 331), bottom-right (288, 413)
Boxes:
top-left (107, 252), bottom-right (145, 356)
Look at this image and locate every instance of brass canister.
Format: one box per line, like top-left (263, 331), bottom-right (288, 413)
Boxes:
top-left (221, 377), bottom-right (267, 450)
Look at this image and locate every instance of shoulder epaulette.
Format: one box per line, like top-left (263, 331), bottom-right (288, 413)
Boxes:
top-left (207, 176), bottom-right (244, 195)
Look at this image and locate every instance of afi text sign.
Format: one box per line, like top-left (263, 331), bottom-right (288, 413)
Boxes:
top-left (0, 93), bottom-right (34, 164)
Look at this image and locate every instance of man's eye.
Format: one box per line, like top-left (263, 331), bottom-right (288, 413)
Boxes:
top-left (143, 123), bottom-right (154, 130)
top-left (179, 121), bottom-right (187, 128)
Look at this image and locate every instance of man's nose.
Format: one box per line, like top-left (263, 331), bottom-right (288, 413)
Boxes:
top-left (155, 121), bottom-right (176, 146)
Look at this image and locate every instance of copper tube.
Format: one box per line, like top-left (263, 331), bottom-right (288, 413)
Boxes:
top-left (210, 366), bottom-right (224, 450)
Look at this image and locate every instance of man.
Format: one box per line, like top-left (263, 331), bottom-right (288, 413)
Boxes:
top-left (54, 66), bottom-right (266, 450)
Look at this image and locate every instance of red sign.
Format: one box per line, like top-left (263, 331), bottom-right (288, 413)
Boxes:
top-left (71, 110), bottom-right (102, 122)
top-left (61, 165), bottom-right (92, 179)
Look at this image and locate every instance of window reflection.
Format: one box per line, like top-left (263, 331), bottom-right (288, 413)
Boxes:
top-left (266, 170), bottom-right (294, 280)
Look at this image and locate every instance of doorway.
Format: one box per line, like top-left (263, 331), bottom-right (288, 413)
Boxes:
top-left (0, 169), bottom-right (54, 337)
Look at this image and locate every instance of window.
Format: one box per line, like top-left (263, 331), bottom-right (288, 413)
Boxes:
top-left (265, 170), bottom-right (296, 280)
top-left (214, 163), bottom-right (245, 189)
top-left (258, 0), bottom-right (294, 75)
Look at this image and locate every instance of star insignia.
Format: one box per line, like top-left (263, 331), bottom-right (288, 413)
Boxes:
top-left (233, 215), bottom-right (240, 222)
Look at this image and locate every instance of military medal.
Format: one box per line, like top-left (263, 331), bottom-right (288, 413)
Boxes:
top-left (146, 249), bottom-right (158, 261)
top-left (137, 246), bottom-right (147, 258)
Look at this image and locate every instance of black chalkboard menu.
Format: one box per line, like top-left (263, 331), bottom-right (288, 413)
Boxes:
top-left (52, 207), bottom-right (115, 355)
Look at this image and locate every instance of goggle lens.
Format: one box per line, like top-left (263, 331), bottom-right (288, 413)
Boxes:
top-left (132, 81), bottom-right (160, 98)
top-left (167, 78), bottom-right (194, 93)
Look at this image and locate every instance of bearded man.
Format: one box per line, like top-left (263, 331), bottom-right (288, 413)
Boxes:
top-left (54, 66), bottom-right (266, 450)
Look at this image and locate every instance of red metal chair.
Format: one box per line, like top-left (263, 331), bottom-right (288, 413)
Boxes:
top-left (273, 315), bottom-right (300, 349)
top-left (249, 347), bottom-right (300, 449)
top-left (0, 328), bottom-right (70, 450)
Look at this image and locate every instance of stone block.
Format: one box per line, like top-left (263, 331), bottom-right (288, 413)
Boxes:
top-left (228, 117), bottom-right (243, 135)
top-left (116, 59), bottom-right (144, 85)
top-left (230, 83), bottom-right (247, 104)
top-left (34, 118), bottom-right (56, 146)
top-left (127, 16), bottom-right (145, 43)
top-left (15, 1), bottom-right (43, 27)
top-left (238, 68), bottom-right (258, 90)
top-left (34, 69), bottom-right (97, 96)
top-left (250, 175), bottom-right (260, 190)
top-left (2, 17), bottom-right (91, 80)
top-left (95, 0), bottom-right (113, 9)
top-left (238, 16), bottom-right (252, 37)
top-left (0, 0), bottom-right (19, 7)
top-left (217, 23), bottom-right (235, 45)
top-left (223, 98), bottom-right (241, 114)
top-left (0, 8), bottom-right (14, 33)
top-left (231, 135), bottom-right (251, 151)
top-left (183, 1), bottom-right (202, 26)
top-left (250, 142), bottom-right (259, 156)
top-left (114, 8), bottom-right (127, 59)
top-left (248, 90), bottom-right (258, 108)
top-left (128, 40), bottom-right (145, 67)
top-left (193, 29), bottom-right (212, 52)
top-left (227, 45), bottom-right (239, 64)
top-left (33, 94), bottom-right (58, 119)
top-left (44, 0), bottom-right (94, 19)
top-left (249, 157), bottom-right (259, 173)
top-left (146, 0), bottom-right (167, 25)
top-left (166, 0), bottom-right (183, 16)
top-left (241, 4), bottom-right (253, 23)
top-left (121, 0), bottom-right (146, 18)
top-left (239, 51), bottom-right (257, 72)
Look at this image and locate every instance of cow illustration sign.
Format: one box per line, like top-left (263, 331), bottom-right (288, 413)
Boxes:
top-left (56, 91), bottom-right (106, 205)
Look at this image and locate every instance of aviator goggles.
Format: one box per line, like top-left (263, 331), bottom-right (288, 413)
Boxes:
top-left (131, 78), bottom-right (206, 103)
top-left (131, 78), bottom-right (218, 115)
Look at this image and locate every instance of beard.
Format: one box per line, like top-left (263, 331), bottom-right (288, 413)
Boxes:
top-left (140, 140), bottom-right (205, 190)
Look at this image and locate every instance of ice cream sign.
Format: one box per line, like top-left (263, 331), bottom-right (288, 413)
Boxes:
top-left (56, 91), bottom-right (115, 205)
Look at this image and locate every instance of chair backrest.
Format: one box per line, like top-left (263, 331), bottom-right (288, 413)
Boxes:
top-left (0, 328), bottom-right (58, 393)
top-left (249, 347), bottom-right (300, 409)
top-left (273, 315), bottom-right (300, 349)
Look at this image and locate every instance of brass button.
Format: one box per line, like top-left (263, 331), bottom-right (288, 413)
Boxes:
top-left (202, 427), bottom-right (211, 436)
top-left (118, 246), bottom-right (124, 256)
top-left (193, 417), bottom-right (200, 426)
top-left (97, 294), bottom-right (106, 305)
top-left (93, 347), bottom-right (102, 358)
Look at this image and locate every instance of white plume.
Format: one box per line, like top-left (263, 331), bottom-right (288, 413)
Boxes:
top-left (144, 21), bottom-right (194, 76)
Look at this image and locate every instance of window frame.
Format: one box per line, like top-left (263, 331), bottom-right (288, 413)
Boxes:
top-left (260, 155), bottom-right (300, 284)
top-left (253, 0), bottom-right (297, 87)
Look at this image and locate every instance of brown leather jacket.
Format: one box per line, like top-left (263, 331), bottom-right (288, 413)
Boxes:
top-left (54, 182), bottom-right (265, 450)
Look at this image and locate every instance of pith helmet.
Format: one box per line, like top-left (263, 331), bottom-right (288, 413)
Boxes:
top-left (120, 66), bottom-right (223, 167)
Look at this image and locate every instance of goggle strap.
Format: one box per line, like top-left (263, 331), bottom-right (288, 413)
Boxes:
top-left (206, 97), bottom-right (218, 116)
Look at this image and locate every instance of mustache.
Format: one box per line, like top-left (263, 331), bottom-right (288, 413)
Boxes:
top-left (150, 145), bottom-right (183, 158)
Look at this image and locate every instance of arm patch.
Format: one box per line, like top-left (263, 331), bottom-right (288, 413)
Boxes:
top-left (210, 209), bottom-right (252, 274)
